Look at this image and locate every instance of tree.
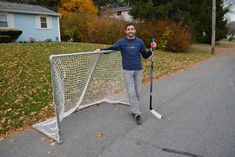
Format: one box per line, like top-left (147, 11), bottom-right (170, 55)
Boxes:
top-left (128, 0), bottom-right (229, 43)
top-left (190, 0), bottom-right (228, 43)
top-left (60, 14), bottom-right (78, 41)
top-left (129, 1), bottom-right (154, 21)
top-left (58, 0), bottom-right (98, 16)
top-left (36, 0), bottom-right (59, 11)
top-left (224, 0), bottom-right (235, 22)
top-left (224, 0), bottom-right (235, 12)
top-left (227, 21), bottom-right (235, 36)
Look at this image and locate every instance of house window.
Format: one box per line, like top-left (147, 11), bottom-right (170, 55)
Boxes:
top-left (0, 15), bottom-right (8, 27)
top-left (40, 17), bottom-right (47, 28)
top-left (117, 11), bottom-right (122, 16)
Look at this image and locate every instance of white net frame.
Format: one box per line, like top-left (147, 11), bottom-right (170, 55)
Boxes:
top-left (32, 51), bottom-right (129, 143)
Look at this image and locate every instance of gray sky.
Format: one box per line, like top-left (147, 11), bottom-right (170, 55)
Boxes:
top-left (231, 14), bottom-right (235, 21)
top-left (225, 1), bottom-right (235, 22)
top-left (227, 12), bottom-right (235, 22)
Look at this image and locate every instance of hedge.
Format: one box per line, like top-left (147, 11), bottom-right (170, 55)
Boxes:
top-left (0, 29), bottom-right (22, 43)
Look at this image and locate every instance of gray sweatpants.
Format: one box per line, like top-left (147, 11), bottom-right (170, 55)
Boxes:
top-left (123, 70), bottom-right (142, 116)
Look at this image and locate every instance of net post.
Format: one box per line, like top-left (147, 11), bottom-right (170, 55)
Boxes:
top-left (50, 55), bottom-right (63, 144)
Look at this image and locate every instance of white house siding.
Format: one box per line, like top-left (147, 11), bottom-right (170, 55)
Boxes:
top-left (111, 11), bottom-right (133, 22)
top-left (104, 10), bottom-right (132, 22)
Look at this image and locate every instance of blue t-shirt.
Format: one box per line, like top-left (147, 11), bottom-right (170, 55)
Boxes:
top-left (108, 37), bottom-right (149, 70)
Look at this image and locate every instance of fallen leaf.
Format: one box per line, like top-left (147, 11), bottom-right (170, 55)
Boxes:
top-left (1, 118), bottom-right (6, 123)
top-left (49, 142), bottom-right (57, 146)
top-left (10, 138), bottom-right (15, 143)
top-left (96, 132), bottom-right (104, 140)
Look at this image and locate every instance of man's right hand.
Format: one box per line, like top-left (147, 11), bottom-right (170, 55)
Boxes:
top-left (151, 42), bottom-right (157, 49)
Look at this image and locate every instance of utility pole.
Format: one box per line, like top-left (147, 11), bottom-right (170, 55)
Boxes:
top-left (211, 0), bottom-right (216, 54)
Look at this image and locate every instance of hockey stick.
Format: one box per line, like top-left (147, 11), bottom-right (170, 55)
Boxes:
top-left (149, 35), bottom-right (162, 119)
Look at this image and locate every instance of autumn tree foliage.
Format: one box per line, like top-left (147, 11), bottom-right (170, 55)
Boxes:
top-left (59, 0), bottom-right (99, 41)
top-left (58, 0), bottom-right (98, 16)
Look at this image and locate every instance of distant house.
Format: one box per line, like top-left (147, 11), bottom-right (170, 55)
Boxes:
top-left (226, 21), bottom-right (235, 40)
top-left (0, 1), bottom-right (61, 42)
top-left (100, 6), bottom-right (133, 22)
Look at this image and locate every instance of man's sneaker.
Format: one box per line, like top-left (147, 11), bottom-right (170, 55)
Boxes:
top-left (135, 115), bottom-right (143, 125)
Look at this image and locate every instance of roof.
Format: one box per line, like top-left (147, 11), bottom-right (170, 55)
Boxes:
top-left (111, 7), bottom-right (132, 12)
top-left (0, 1), bottom-right (60, 16)
top-left (101, 6), bottom-right (132, 13)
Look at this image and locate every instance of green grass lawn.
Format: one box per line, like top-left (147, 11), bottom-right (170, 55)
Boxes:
top-left (0, 41), bottom-right (231, 137)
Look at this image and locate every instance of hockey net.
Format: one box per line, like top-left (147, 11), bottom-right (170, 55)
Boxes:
top-left (32, 51), bottom-right (129, 143)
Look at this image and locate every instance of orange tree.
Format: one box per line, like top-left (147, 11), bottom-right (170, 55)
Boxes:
top-left (58, 0), bottom-right (98, 41)
top-left (58, 0), bottom-right (98, 16)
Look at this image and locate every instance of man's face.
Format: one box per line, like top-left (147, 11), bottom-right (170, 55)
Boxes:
top-left (125, 25), bottom-right (136, 39)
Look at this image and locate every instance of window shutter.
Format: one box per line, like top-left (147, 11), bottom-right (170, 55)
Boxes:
top-left (47, 16), bottom-right (52, 29)
top-left (35, 16), bottom-right (40, 29)
top-left (7, 14), bottom-right (15, 28)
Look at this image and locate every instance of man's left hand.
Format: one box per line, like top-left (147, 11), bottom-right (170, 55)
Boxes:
top-left (151, 42), bottom-right (157, 49)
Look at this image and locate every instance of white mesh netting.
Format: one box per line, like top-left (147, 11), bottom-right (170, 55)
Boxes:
top-left (32, 51), bottom-right (129, 143)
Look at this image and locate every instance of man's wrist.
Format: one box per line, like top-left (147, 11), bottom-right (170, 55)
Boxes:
top-left (147, 49), bottom-right (152, 53)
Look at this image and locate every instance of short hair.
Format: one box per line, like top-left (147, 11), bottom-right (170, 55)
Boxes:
top-left (125, 23), bottom-right (135, 30)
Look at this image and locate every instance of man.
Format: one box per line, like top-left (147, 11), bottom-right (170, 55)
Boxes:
top-left (96, 23), bottom-right (156, 125)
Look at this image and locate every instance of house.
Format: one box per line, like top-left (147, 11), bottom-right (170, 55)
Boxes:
top-left (100, 6), bottom-right (133, 22)
top-left (0, 1), bottom-right (61, 42)
top-left (227, 21), bottom-right (235, 40)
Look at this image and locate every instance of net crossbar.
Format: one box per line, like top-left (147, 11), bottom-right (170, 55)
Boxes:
top-left (32, 51), bottom-right (129, 143)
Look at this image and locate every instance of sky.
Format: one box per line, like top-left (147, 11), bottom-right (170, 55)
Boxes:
top-left (225, 2), bottom-right (235, 22)
top-left (231, 5), bottom-right (235, 21)
top-left (226, 13), bottom-right (235, 22)
top-left (231, 14), bottom-right (235, 21)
